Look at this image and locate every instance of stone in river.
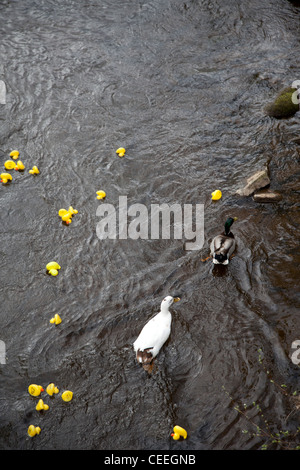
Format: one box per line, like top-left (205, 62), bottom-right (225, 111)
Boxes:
top-left (265, 86), bottom-right (299, 119)
top-left (236, 169), bottom-right (270, 197)
top-left (253, 190), bottom-right (282, 203)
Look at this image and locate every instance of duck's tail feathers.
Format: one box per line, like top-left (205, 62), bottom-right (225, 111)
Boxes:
top-left (142, 361), bottom-right (154, 374)
top-left (136, 347), bottom-right (153, 364)
top-left (213, 253), bottom-right (229, 264)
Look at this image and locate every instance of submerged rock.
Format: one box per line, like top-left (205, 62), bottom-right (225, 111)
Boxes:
top-left (236, 169), bottom-right (270, 197)
top-left (253, 190), bottom-right (282, 203)
top-left (265, 87), bottom-right (299, 119)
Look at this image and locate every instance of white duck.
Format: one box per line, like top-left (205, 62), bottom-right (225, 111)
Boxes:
top-left (133, 295), bottom-right (180, 372)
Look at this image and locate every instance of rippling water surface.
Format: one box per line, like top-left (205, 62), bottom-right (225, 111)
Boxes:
top-left (1, 0), bottom-right (300, 450)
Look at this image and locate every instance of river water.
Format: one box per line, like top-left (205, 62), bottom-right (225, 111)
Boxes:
top-left (0, 0), bottom-right (300, 451)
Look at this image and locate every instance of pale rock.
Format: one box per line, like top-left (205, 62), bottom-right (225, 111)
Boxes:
top-left (236, 169), bottom-right (270, 196)
top-left (253, 190), bottom-right (282, 203)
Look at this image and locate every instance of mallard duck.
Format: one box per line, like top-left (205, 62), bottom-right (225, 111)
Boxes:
top-left (210, 217), bottom-right (238, 265)
top-left (133, 295), bottom-right (180, 372)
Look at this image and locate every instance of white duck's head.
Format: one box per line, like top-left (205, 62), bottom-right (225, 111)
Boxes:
top-left (161, 295), bottom-right (180, 311)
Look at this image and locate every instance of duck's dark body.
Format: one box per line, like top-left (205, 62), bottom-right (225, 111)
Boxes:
top-left (210, 217), bottom-right (237, 265)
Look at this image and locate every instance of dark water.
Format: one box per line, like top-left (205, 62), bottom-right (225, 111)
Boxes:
top-left (0, 0), bottom-right (300, 450)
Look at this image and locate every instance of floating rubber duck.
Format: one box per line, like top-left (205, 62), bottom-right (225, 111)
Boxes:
top-left (46, 383), bottom-right (59, 396)
top-left (68, 206), bottom-right (78, 216)
top-left (58, 209), bottom-right (73, 224)
top-left (50, 314), bottom-right (62, 325)
top-left (171, 425), bottom-right (187, 440)
top-left (58, 206), bottom-right (78, 225)
top-left (46, 261), bottom-right (61, 276)
top-left (1, 173), bottom-right (12, 184)
top-left (36, 399), bottom-right (49, 411)
top-left (62, 390), bottom-right (73, 402)
top-left (10, 150), bottom-right (19, 160)
top-left (28, 425), bottom-right (41, 437)
top-left (211, 189), bottom-right (222, 201)
top-left (96, 190), bottom-right (106, 200)
top-left (15, 160), bottom-right (25, 171)
top-left (207, 217), bottom-right (238, 265)
top-left (4, 160), bottom-right (16, 170)
top-left (28, 384), bottom-right (44, 397)
top-left (133, 296), bottom-right (180, 373)
top-left (29, 166), bottom-right (39, 175)
top-left (116, 147), bottom-right (126, 157)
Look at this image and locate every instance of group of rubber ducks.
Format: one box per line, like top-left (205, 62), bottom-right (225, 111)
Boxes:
top-left (0, 149), bottom-right (39, 184)
top-left (25, 149), bottom-right (127, 438)
top-left (0, 149), bottom-right (74, 438)
top-left (27, 150), bottom-right (123, 438)
top-left (0, 146), bottom-right (129, 440)
top-left (6, 144), bottom-right (192, 441)
top-left (27, 383), bottom-right (73, 437)
top-left (26, 171), bottom-right (77, 436)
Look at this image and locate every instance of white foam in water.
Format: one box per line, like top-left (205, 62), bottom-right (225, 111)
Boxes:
top-left (0, 80), bottom-right (6, 104)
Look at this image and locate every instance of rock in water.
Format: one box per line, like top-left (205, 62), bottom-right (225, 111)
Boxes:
top-left (265, 87), bottom-right (299, 119)
top-left (236, 169), bottom-right (270, 196)
top-left (253, 190), bottom-right (282, 203)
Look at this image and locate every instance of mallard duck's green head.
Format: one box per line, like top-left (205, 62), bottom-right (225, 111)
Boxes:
top-left (224, 217), bottom-right (238, 235)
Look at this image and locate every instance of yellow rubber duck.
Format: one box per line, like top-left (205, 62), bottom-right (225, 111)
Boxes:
top-left (28, 425), bottom-right (41, 437)
top-left (211, 189), bottom-right (222, 201)
top-left (10, 150), bottom-right (19, 160)
top-left (58, 206), bottom-right (78, 224)
top-left (171, 425), bottom-right (187, 440)
top-left (0, 173), bottom-right (12, 184)
top-left (28, 384), bottom-right (44, 397)
top-left (29, 166), bottom-right (40, 175)
top-left (116, 147), bottom-right (126, 157)
top-left (68, 206), bottom-right (78, 215)
top-left (62, 390), bottom-right (73, 402)
top-left (50, 314), bottom-right (62, 325)
top-left (46, 261), bottom-right (61, 276)
top-left (46, 383), bottom-right (59, 396)
top-left (96, 190), bottom-right (106, 200)
top-left (4, 160), bottom-right (16, 170)
top-left (15, 160), bottom-right (25, 171)
top-left (58, 209), bottom-right (73, 224)
top-left (36, 399), bottom-right (49, 411)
